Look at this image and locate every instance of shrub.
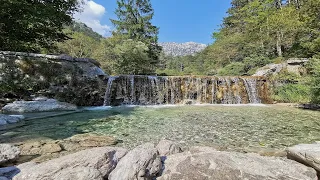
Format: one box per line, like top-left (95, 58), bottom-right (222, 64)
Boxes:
top-left (272, 84), bottom-right (311, 103)
top-left (218, 62), bottom-right (246, 76)
top-left (309, 56), bottom-right (320, 104)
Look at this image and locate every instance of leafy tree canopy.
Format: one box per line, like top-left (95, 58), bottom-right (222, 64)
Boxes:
top-left (0, 0), bottom-right (81, 52)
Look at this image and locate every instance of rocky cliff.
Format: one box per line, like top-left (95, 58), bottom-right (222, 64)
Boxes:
top-left (159, 42), bottom-right (207, 56)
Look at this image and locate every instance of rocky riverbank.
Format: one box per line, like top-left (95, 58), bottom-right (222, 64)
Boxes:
top-left (0, 97), bottom-right (78, 130)
top-left (1, 139), bottom-right (320, 179)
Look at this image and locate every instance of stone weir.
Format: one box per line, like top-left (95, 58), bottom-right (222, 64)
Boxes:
top-left (103, 75), bottom-right (270, 106)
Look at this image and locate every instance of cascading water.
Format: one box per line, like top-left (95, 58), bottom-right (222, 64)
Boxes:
top-left (103, 75), bottom-right (268, 106)
top-left (103, 76), bottom-right (117, 106)
top-left (241, 77), bottom-right (261, 104)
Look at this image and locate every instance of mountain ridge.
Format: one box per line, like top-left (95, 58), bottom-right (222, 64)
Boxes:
top-left (159, 42), bottom-right (207, 56)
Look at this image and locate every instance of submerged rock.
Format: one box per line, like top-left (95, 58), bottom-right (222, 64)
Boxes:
top-left (0, 144), bottom-right (20, 165)
top-left (20, 141), bottom-right (62, 156)
top-left (18, 133), bottom-right (117, 163)
top-left (287, 143), bottom-right (320, 173)
top-left (109, 143), bottom-right (162, 180)
top-left (0, 167), bottom-right (20, 180)
top-left (14, 147), bottom-right (127, 180)
top-left (2, 99), bottom-right (77, 113)
top-left (158, 146), bottom-right (317, 180)
top-left (65, 133), bottom-right (117, 148)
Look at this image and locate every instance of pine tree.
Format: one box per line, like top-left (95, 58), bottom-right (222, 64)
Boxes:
top-left (110, 0), bottom-right (161, 74)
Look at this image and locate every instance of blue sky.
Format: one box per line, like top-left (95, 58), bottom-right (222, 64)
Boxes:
top-left (74, 0), bottom-right (232, 44)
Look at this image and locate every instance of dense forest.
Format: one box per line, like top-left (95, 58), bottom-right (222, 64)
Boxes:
top-left (0, 0), bottom-right (319, 103)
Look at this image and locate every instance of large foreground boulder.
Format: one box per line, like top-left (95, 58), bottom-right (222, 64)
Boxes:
top-left (109, 143), bottom-right (162, 180)
top-left (0, 144), bottom-right (20, 165)
top-left (158, 146), bottom-right (317, 180)
top-left (14, 147), bottom-right (127, 180)
top-left (2, 99), bottom-right (77, 113)
top-left (287, 143), bottom-right (320, 173)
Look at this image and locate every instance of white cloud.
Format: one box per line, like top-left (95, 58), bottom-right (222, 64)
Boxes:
top-left (73, 0), bottom-right (111, 36)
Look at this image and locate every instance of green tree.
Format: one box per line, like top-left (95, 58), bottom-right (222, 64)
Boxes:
top-left (69, 21), bottom-right (103, 41)
top-left (110, 0), bottom-right (161, 74)
top-left (92, 35), bottom-right (125, 75)
top-left (0, 0), bottom-right (81, 52)
top-left (56, 31), bottom-right (99, 58)
top-left (113, 39), bottom-right (151, 75)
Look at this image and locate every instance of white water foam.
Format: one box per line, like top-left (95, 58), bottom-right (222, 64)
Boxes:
top-left (83, 106), bottom-right (113, 111)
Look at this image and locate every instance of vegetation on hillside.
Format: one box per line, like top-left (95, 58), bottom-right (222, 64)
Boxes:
top-left (159, 0), bottom-right (320, 77)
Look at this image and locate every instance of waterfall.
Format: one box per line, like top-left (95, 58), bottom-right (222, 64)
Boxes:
top-left (103, 75), bottom-right (267, 106)
top-left (103, 76), bottom-right (117, 106)
top-left (241, 78), bottom-right (261, 104)
top-left (130, 75), bottom-right (135, 104)
top-left (211, 78), bottom-right (217, 104)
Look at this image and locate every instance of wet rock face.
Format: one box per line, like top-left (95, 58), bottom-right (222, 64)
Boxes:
top-left (158, 146), bottom-right (317, 180)
top-left (0, 144), bottom-right (20, 165)
top-left (13, 147), bottom-right (128, 180)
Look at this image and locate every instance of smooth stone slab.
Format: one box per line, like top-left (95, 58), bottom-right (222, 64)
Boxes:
top-left (287, 143), bottom-right (320, 172)
top-left (158, 146), bottom-right (317, 180)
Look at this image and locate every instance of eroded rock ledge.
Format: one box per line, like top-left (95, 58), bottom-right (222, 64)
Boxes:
top-left (0, 51), bottom-right (107, 106)
top-left (1, 140), bottom-right (320, 180)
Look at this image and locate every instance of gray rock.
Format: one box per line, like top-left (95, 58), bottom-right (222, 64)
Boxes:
top-left (0, 114), bottom-right (22, 125)
top-left (14, 147), bottom-right (127, 180)
top-left (2, 99), bottom-right (77, 113)
top-left (0, 167), bottom-right (20, 179)
top-left (33, 96), bottom-right (48, 101)
top-left (109, 143), bottom-right (162, 180)
top-left (0, 144), bottom-right (20, 165)
top-left (0, 120), bottom-right (7, 126)
top-left (287, 143), bottom-right (320, 172)
top-left (158, 146), bottom-right (317, 180)
top-left (8, 115), bottom-right (25, 120)
top-left (156, 140), bottom-right (182, 156)
top-left (253, 63), bottom-right (284, 76)
top-left (75, 62), bottom-right (105, 78)
top-left (287, 58), bottom-right (309, 65)
top-left (253, 58), bottom-right (309, 77)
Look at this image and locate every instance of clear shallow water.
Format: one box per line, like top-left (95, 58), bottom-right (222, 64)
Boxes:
top-left (1, 105), bottom-right (320, 151)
